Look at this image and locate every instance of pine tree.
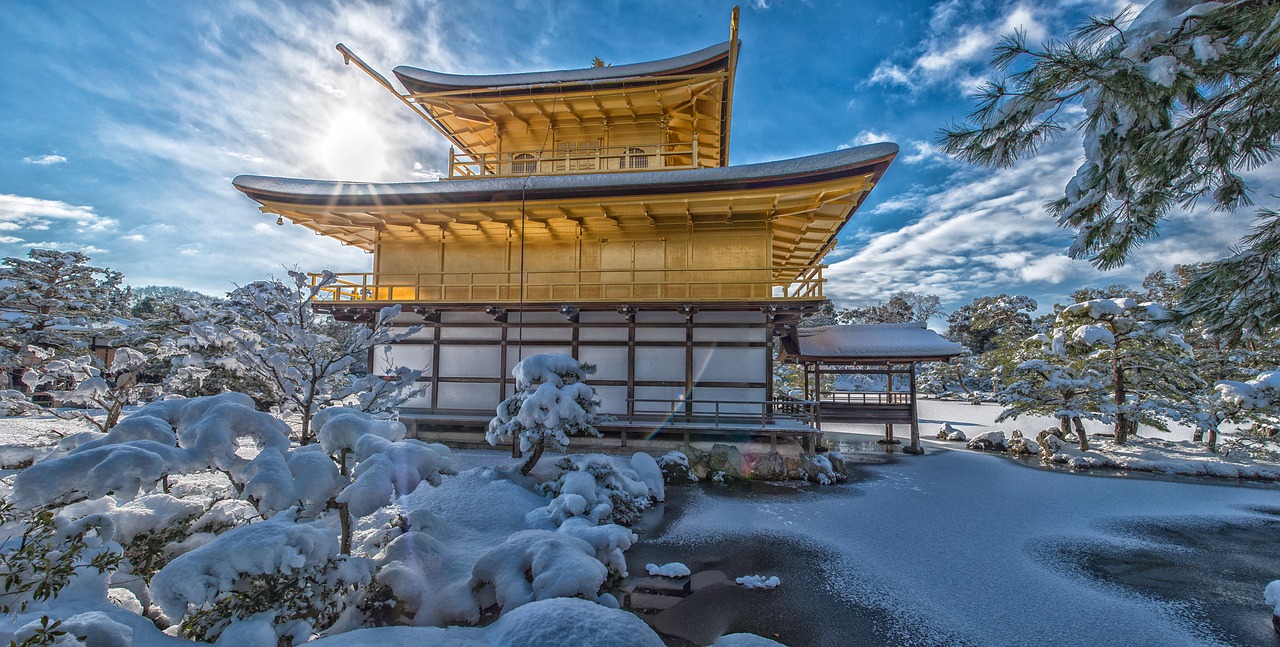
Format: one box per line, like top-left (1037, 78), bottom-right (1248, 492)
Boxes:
top-left (487, 353), bottom-right (603, 475)
top-left (0, 249), bottom-right (127, 363)
top-left (940, 0), bottom-right (1280, 338)
top-left (1055, 297), bottom-right (1201, 443)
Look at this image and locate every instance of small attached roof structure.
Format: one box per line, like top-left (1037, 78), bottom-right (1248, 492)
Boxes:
top-left (780, 322), bottom-right (964, 364)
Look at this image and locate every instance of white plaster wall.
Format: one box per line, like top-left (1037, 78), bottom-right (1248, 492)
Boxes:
top-left (437, 382), bottom-right (500, 410)
top-left (579, 327), bottom-right (629, 342)
top-left (440, 327), bottom-right (502, 341)
top-left (693, 327), bottom-right (765, 342)
top-left (385, 345), bottom-right (434, 376)
top-left (577, 346), bottom-right (628, 381)
top-left (635, 347), bottom-right (685, 382)
top-left (633, 385), bottom-right (689, 413)
top-left (594, 385), bottom-right (628, 415)
top-left (635, 327), bottom-right (686, 342)
top-left (692, 347), bottom-right (766, 383)
top-left (688, 387), bottom-right (767, 414)
top-left (439, 346), bottom-right (501, 378)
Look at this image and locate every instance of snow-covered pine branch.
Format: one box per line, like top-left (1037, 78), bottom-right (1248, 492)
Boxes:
top-left (941, 0), bottom-right (1280, 335)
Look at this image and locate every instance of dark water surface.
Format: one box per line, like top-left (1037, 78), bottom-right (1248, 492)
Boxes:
top-left (1052, 508), bottom-right (1280, 647)
top-left (623, 474), bottom-right (970, 647)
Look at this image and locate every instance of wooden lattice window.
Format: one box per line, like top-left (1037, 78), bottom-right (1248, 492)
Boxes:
top-left (625, 147), bottom-right (649, 169)
top-left (511, 153), bottom-right (537, 174)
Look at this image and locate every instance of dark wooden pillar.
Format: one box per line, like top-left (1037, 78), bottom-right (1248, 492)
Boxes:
top-left (430, 320), bottom-right (441, 412)
top-left (905, 361), bottom-right (923, 454)
top-left (622, 307), bottom-right (636, 422)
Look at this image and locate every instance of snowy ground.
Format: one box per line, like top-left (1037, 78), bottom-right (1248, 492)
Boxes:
top-left (2, 405), bottom-right (1278, 646)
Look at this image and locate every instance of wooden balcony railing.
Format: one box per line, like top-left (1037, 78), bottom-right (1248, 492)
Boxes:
top-left (817, 391), bottom-right (911, 405)
top-left (447, 140), bottom-right (699, 179)
top-left (309, 265), bottom-right (825, 303)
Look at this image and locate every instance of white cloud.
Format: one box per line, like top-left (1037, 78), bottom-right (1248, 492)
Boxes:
top-left (866, 2), bottom-right (1054, 92)
top-left (0, 236), bottom-right (23, 244)
top-left (22, 154), bottom-right (67, 165)
top-left (121, 234), bottom-right (147, 243)
top-left (825, 132), bottom-right (1259, 309)
top-left (27, 241), bottom-right (107, 254)
top-left (0, 194), bottom-right (116, 233)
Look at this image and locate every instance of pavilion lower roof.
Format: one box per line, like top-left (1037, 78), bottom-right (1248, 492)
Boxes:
top-left (233, 143), bottom-right (897, 269)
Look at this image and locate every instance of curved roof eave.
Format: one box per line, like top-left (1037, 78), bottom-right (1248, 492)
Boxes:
top-left (393, 40), bottom-right (733, 94)
top-left (232, 143), bottom-right (899, 208)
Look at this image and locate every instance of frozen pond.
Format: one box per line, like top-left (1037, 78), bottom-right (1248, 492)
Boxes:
top-left (631, 448), bottom-right (1280, 646)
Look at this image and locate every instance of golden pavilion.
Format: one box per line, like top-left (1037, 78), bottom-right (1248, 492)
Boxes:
top-left (232, 10), bottom-right (927, 453)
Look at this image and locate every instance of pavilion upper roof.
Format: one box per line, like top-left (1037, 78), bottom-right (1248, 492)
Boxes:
top-left (389, 40), bottom-right (739, 169)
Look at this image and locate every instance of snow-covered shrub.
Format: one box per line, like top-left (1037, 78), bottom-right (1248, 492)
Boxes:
top-left (173, 270), bottom-right (424, 445)
top-left (487, 354), bottom-right (603, 475)
top-left (10, 611), bottom-right (133, 647)
top-left (469, 529), bottom-right (609, 614)
top-left (337, 434), bottom-right (452, 518)
top-left (150, 511), bottom-right (373, 643)
top-left (0, 500), bottom-right (122, 614)
top-left (538, 454), bottom-right (654, 527)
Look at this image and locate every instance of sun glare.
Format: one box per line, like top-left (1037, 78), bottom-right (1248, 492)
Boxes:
top-left (319, 109), bottom-right (388, 180)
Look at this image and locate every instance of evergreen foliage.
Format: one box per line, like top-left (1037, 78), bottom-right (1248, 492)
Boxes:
top-left (940, 0), bottom-right (1280, 336)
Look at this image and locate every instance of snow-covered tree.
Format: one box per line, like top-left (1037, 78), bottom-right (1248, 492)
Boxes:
top-left (19, 348), bottom-right (153, 432)
top-left (1213, 371), bottom-right (1280, 455)
top-left (1055, 298), bottom-right (1201, 443)
top-left (487, 354), bottom-right (603, 475)
top-left (176, 271), bottom-right (423, 444)
top-left (941, 0), bottom-right (1280, 338)
top-left (0, 249), bottom-right (127, 372)
top-left (996, 335), bottom-right (1108, 450)
top-left (946, 294), bottom-right (1038, 356)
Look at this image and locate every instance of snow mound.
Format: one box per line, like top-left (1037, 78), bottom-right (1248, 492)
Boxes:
top-left (735, 574), bottom-right (781, 589)
top-left (645, 562), bottom-right (691, 578)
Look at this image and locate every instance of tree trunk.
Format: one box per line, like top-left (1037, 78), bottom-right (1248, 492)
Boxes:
top-left (1192, 427), bottom-right (1204, 443)
top-left (1206, 427), bottom-right (1218, 452)
top-left (954, 365), bottom-right (972, 397)
top-left (1059, 415), bottom-right (1071, 438)
top-left (519, 441), bottom-right (545, 476)
top-left (1112, 355), bottom-right (1128, 444)
top-left (1072, 417), bottom-right (1088, 451)
top-left (338, 500), bottom-right (351, 555)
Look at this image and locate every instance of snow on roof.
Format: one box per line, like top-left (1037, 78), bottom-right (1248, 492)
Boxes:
top-left (393, 41), bottom-right (732, 93)
top-left (794, 322), bottom-right (963, 360)
top-left (232, 143), bottom-right (898, 206)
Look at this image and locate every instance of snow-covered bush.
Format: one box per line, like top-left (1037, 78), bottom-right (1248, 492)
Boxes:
top-left (0, 501), bottom-right (121, 615)
top-left (487, 354), bottom-right (604, 475)
top-left (537, 454), bottom-right (656, 527)
top-left (151, 511), bottom-right (372, 643)
top-left (469, 530), bottom-right (610, 614)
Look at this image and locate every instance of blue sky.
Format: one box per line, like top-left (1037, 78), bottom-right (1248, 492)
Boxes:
top-left (0, 0), bottom-right (1263, 312)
